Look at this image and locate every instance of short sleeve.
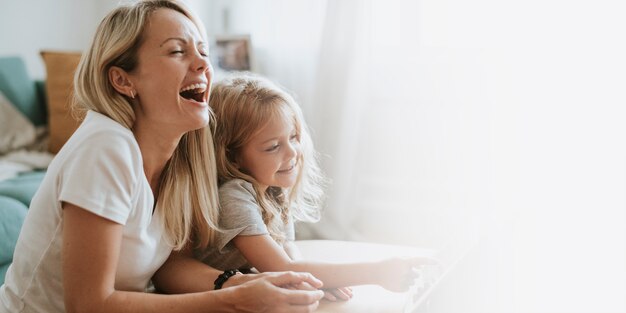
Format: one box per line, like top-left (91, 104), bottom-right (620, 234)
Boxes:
top-left (58, 132), bottom-right (140, 225)
top-left (214, 179), bottom-right (268, 253)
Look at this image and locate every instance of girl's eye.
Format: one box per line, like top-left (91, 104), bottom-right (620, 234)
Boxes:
top-left (265, 144), bottom-right (279, 152)
top-left (171, 50), bottom-right (184, 55)
top-left (290, 134), bottom-right (299, 142)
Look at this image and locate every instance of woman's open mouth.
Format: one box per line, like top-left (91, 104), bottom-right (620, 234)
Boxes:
top-left (179, 82), bottom-right (208, 104)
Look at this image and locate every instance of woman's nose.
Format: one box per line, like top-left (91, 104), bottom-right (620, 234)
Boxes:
top-left (193, 51), bottom-right (210, 73)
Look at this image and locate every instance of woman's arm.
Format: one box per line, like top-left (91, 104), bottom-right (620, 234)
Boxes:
top-left (152, 248), bottom-right (220, 293)
top-left (152, 245), bottom-right (255, 293)
top-left (233, 234), bottom-right (428, 292)
top-left (62, 203), bottom-right (324, 313)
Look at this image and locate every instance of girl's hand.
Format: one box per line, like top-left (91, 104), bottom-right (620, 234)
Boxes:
top-left (377, 257), bottom-right (439, 292)
top-left (322, 287), bottom-right (353, 301)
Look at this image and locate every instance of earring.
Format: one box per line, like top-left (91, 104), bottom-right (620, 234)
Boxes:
top-left (130, 90), bottom-right (135, 99)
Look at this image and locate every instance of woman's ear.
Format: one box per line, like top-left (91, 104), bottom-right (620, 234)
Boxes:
top-left (109, 66), bottom-right (136, 98)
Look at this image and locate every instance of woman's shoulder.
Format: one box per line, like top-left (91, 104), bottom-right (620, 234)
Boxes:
top-left (63, 111), bottom-right (138, 154)
top-left (78, 111), bottom-right (134, 141)
top-left (52, 111), bottom-right (142, 174)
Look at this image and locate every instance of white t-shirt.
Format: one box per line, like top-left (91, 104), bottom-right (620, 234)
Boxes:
top-left (0, 111), bottom-right (172, 313)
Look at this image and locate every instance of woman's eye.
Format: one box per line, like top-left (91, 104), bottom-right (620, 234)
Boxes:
top-left (171, 50), bottom-right (184, 55)
top-left (290, 134), bottom-right (299, 141)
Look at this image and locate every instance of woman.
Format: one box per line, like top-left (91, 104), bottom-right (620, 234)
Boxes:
top-left (0, 1), bottom-right (323, 312)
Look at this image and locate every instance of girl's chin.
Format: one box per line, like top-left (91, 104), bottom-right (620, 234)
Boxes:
top-left (275, 179), bottom-right (297, 189)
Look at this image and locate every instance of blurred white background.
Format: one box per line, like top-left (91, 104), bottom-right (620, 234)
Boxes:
top-left (1, 0), bottom-right (624, 312)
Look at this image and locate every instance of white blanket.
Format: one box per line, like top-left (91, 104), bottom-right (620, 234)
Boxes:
top-left (0, 148), bottom-right (53, 181)
top-left (0, 91), bottom-right (53, 182)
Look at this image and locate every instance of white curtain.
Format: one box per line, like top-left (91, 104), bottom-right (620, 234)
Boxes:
top-left (300, 0), bottom-right (374, 241)
top-left (210, 1), bottom-right (625, 311)
top-left (301, 0), bottom-right (496, 246)
top-left (308, 1), bottom-right (626, 312)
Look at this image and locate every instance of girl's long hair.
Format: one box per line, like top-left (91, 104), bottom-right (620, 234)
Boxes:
top-left (209, 73), bottom-right (325, 243)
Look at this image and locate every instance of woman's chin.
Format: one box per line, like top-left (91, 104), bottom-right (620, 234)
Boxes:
top-left (184, 108), bottom-right (211, 132)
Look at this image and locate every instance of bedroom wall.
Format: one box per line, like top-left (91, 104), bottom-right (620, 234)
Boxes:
top-left (0, 0), bottom-right (111, 78)
top-left (0, 0), bottom-right (217, 79)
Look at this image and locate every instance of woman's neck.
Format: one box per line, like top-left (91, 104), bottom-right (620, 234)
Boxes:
top-left (133, 124), bottom-right (181, 194)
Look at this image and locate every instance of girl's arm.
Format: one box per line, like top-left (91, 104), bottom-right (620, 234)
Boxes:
top-left (283, 240), bottom-right (353, 301)
top-left (283, 240), bottom-right (302, 260)
top-left (62, 203), bottom-right (324, 313)
top-left (232, 234), bottom-right (427, 292)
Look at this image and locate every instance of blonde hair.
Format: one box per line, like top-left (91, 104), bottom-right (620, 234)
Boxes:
top-left (209, 73), bottom-right (324, 242)
top-left (73, 0), bottom-right (219, 250)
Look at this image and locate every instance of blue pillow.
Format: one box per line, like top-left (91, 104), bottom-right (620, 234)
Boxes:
top-left (0, 196), bottom-right (28, 265)
top-left (0, 57), bottom-right (46, 126)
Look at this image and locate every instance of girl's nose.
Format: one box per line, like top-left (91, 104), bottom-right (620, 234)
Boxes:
top-left (285, 141), bottom-right (298, 160)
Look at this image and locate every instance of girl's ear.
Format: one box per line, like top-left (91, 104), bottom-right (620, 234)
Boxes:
top-left (109, 66), bottom-right (136, 98)
top-left (230, 149), bottom-right (241, 169)
top-left (233, 156), bottom-right (242, 169)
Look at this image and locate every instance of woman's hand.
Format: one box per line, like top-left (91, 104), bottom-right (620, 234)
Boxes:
top-left (376, 257), bottom-right (439, 292)
top-left (221, 272), bottom-right (257, 289)
top-left (228, 271), bottom-right (325, 313)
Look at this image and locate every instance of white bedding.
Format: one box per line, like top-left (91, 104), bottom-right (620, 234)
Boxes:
top-left (0, 91), bottom-right (53, 182)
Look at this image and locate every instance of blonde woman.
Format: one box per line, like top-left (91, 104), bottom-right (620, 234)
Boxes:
top-left (200, 73), bottom-right (436, 301)
top-left (0, 1), bottom-right (323, 313)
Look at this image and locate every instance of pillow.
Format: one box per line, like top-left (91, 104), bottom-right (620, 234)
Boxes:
top-left (0, 91), bottom-right (36, 154)
top-left (40, 51), bottom-right (83, 154)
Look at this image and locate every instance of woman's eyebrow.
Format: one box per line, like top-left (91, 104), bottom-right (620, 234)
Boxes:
top-left (160, 37), bottom-right (207, 48)
top-left (160, 37), bottom-right (187, 47)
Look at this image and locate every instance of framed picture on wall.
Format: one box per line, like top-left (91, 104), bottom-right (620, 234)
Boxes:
top-left (211, 34), bottom-right (253, 72)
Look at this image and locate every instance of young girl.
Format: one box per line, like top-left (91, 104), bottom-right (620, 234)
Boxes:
top-left (199, 73), bottom-right (431, 300)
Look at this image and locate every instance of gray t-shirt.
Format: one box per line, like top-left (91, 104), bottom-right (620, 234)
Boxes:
top-left (196, 179), bottom-right (295, 270)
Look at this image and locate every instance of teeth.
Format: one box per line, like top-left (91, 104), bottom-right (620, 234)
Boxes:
top-left (180, 83), bottom-right (207, 93)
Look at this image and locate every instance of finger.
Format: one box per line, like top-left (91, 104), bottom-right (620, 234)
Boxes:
top-left (407, 267), bottom-right (421, 280)
top-left (282, 288), bottom-right (325, 305)
top-left (332, 288), bottom-right (352, 301)
top-left (268, 272), bottom-right (323, 289)
top-left (406, 270), bottom-right (421, 283)
top-left (342, 287), bottom-right (354, 297)
top-left (323, 290), bottom-right (337, 301)
top-left (294, 281), bottom-right (317, 291)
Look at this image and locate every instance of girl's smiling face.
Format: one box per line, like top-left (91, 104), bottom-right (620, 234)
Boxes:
top-left (237, 108), bottom-right (301, 191)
